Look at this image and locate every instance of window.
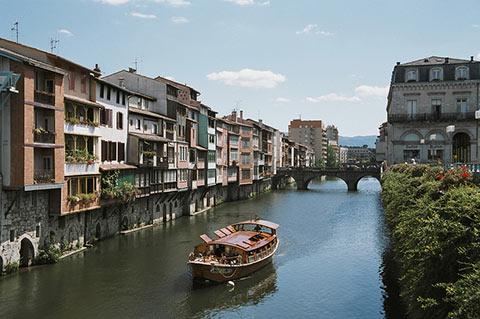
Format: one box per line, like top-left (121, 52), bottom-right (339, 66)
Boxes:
top-left (456, 67), bottom-right (469, 80)
top-left (100, 83), bottom-right (104, 98)
top-left (406, 70), bottom-right (417, 82)
top-left (209, 134), bottom-right (215, 144)
top-left (241, 153), bottom-right (250, 165)
top-left (138, 97), bottom-right (142, 108)
top-left (407, 100), bottom-right (417, 119)
top-left (241, 137), bottom-right (251, 148)
top-left (164, 170), bottom-right (177, 183)
top-left (198, 169), bottom-right (205, 180)
top-left (116, 90), bottom-right (120, 104)
top-left (457, 98), bottom-right (467, 116)
top-left (208, 169), bottom-right (216, 179)
top-left (117, 112), bottom-right (123, 129)
top-left (230, 149), bottom-right (238, 161)
top-left (230, 135), bottom-right (239, 145)
top-left (430, 68), bottom-right (442, 81)
top-left (80, 75), bottom-right (86, 94)
top-left (136, 119), bottom-right (141, 130)
top-left (208, 151), bottom-right (216, 163)
top-left (152, 123), bottom-right (158, 134)
top-left (242, 168), bottom-right (251, 180)
top-left (179, 169), bottom-right (188, 182)
top-left (122, 92), bottom-right (126, 105)
top-left (67, 177), bottom-right (97, 196)
top-left (69, 72), bottom-right (75, 90)
top-left (179, 146), bottom-right (188, 161)
top-left (107, 87), bottom-right (111, 100)
top-left (432, 99), bottom-right (442, 120)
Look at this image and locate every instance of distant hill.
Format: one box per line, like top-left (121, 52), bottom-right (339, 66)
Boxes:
top-left (338, 135), bottom-right (377, 148)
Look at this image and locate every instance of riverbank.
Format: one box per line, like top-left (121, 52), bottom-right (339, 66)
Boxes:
top-left (381, 164), bottom-right (480, 319)
top-left (0, 176), bottom-right (290, 275)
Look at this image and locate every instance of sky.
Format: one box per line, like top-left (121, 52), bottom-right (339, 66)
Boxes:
top-left (2, 0), bottom-right (480, 136)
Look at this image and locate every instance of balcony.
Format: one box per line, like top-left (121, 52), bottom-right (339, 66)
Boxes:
top-left (34, 169), bottom-right (55, 184)
top-left (34, 90), bottom-right (55, 106)
top-left (64, 122), bottom-right (100, 136)
top-left (33, 129), bottom-right (56, 144)
top-left (388, 112), bottom-right (476, 123)
top-left (65, 162), bottom-right (100, 175)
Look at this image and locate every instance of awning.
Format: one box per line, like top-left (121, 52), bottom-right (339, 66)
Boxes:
top-left (65, 94), bottom-right (104, 109)
top-left (129, 132), bottom-right (171, 143)
top-left (99, 163), bottom-right (137, 171)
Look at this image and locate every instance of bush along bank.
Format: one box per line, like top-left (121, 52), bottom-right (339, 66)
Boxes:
top-left (381, 164), bottom-right (480, 319)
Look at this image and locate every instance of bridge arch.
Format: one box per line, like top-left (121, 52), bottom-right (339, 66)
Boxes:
top-left (274, 168), bottom-right (381, 191)
top-left (19, 237), bottom-right (35, 267)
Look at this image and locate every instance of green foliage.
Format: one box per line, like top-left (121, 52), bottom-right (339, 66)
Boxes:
top-left (65, 149), bottom-right (97, 164)
top-left (101, 170), bottom-right (139, 201)
top-left (326, 145), bottom-right (339, 168)
top-left (5, 262), bottom-right (19, 274)
top-left (382, 164), bottom-right (480, 319)
top-left (35, 245), bottom-right (61, 264)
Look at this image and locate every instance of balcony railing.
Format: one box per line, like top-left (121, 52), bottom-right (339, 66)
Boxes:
top-left (34, 90), bottom-right (55, 106)
top-left (34, 169), bottom-right (55, 184)
top-left (34, 130), bottom-right (55, 144)
top-left (388, 112), bottom-right (475, 122)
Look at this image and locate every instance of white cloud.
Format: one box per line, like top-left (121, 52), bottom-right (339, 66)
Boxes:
top-left (207, 68), bottom-right (286, 88)
top-left (354, 85), bottom-right (389, 99)
top-left (97, 0), bottom-right (130, 5)
top-left (258, 1), bottom-right (270, 6)
top-left (476, 53), bottom-right (480, 60)
top-left (306, 94), bottom-right (360, 103)
top-left (473, 24), bottom-right (480, 28)
top-left (276, 97), bottom-right (290, 103)
top-left (224, 0), bottom-right (254, 5)
top-left (58, 29), bottom-right (73, 36)
top-left (171, 16), bottom-right (189, 23)
top-left (153, 0), bottom-right (191, 7)
top-left (296, 24), bottom-right (333, 36)
top-left (131, 12), bottom-right (157, 19)
top-left (306, 85), bottom-right (388, 103)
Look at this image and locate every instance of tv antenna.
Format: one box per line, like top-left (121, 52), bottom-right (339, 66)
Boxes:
top-left (133, 58), bottom-right (143, 71)
top-left (50, 37), bottom-right (60, 54)
top-left (11, 21), bottom-right (18, 43)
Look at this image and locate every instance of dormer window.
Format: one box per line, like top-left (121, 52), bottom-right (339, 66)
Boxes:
top-left (406, 69), bottom-right (418, 82)
top-left (430, 68), bottom-right (443, 81)
top-left (456, 67), bottom-right (469, 80)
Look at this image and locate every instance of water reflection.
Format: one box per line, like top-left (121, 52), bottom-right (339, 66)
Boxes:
top-left (189, 264), bottom-right (278, 318)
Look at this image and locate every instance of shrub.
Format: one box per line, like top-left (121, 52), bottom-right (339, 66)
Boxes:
top-left (35, 245), bottom-right (61, 264)
top-left (5, 262), bottom-right (19, 275)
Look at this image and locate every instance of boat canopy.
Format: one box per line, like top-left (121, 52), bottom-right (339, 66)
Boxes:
top-left (232, 219), bottom-right (279, 230)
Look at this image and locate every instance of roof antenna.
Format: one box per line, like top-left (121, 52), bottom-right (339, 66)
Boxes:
top-left (11, 21), bottom-right (18, 43)
top-left (50, 37), bottom-right (60, 54)
top-left (133, 58), bottom-right (143, 72)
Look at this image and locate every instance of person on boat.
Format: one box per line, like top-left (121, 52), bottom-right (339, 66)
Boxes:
top-left (254, 224), bottom-right (261, 232)
top-left (221, 253), bottom-right (227, 264)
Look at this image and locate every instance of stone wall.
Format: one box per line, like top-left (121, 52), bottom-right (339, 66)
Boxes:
top-left (0, 178), bottom-right (275, 271)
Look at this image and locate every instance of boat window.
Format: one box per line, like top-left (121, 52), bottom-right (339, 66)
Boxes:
top-left (256, 251), bottom-right (262, 260)
top-left (248, 251), bottom-right (255, 263)
top-left (268, 247), bottom-right (272, 254)
top-left (209, 245), bottom-right (214, 251)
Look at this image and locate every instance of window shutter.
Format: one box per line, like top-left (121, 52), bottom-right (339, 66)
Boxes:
top-left (100, 109), bottom-right (105, 125)
top-left (108, 110), bottom-right (113, 127)
top-left (118, 143), bottom-right (125, 162)
top-left (101, 140), bottom-right (107, 161)
top-left (112, 142), bottom-right (117, 161)
top-left (107, 141), bottom-right (111, 161)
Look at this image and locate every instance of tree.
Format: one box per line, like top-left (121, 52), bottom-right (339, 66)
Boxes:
top-left (326, 145), bottom-right (339, 168)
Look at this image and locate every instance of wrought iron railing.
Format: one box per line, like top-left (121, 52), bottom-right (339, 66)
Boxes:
top-left (388, 112), bottom-right (475, 122)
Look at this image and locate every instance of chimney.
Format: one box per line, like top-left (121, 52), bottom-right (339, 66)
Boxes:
top-left (93, 64), bottom-right (101, 73)
top-left (118, 77), bottom-right (125, 87)
top-left (445, 57), bottom-right (449, 64)
top-left (232, 110), bottom-right (237, 121)
top-left (259, 119), bottom-right (263, 125)
top-left (471, 56), bottom-right (474, 62)
top-left (396, 62), bottom-right (400, 66)
top-left (240, 110), bottom-right (243, 119)
top-left (128, 67), bottom-right (137, 74)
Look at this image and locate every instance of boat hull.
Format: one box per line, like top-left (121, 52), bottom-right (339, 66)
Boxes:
top-left (189, 254), bottom-right (274, 282)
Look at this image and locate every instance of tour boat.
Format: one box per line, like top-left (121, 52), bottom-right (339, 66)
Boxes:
top-left (188, 218), bottom-right (279, 282)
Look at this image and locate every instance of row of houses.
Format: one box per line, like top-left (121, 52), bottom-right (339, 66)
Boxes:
top-left (0, 38), bottom-right (314, 268)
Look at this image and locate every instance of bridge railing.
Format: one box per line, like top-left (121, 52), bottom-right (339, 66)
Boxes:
top-left (431, 163), bottom-right (480, 174)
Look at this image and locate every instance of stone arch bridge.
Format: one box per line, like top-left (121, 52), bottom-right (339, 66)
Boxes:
top-left (272, 167), bottom-right (382, 191)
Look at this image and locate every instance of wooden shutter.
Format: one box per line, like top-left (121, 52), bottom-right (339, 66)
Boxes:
top-left (110, 142), bottom-right (117, 161)
top-left (106, 141), bottom-right (111, 161)
top-left (101, 140), bottom-right (107, 161)
top-left (118, 142), bottom-right (125, 162)
top-left (100, 109), bottom-right (106, 125)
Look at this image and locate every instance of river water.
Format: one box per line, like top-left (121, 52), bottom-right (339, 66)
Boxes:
top-left (0, 178), bottom-right (388, 319)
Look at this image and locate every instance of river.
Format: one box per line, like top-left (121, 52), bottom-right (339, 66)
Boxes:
top-left (0, 178), bottom-right (389, 319)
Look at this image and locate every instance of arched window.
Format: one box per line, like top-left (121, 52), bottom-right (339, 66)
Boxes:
top-left (456, 67), bottom-right (469, 80)
top-left (430, 68), bottom-right (443, 81)
top-left (406, 69), bottom-right (418, 82)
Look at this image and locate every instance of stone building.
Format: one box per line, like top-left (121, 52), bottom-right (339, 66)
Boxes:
top-left (385, 56), bottom-right (480, 164)
top-left (288, 119), bottom-right (328, 165)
